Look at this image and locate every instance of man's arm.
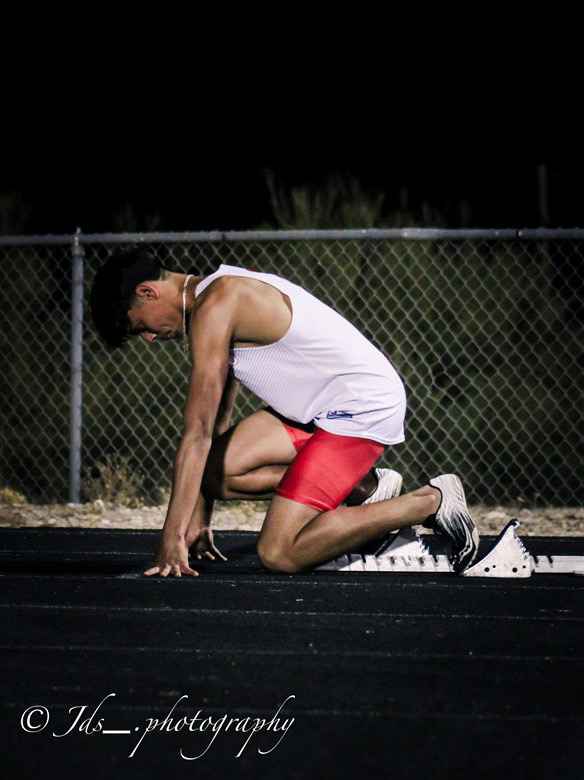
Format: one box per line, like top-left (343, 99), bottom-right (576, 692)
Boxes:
top-left (144, 283), bottom-right (238, 577)
top-left (184, 375), bottom-right (240, 556)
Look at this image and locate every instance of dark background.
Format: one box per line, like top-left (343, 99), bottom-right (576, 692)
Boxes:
top-left (1, 91), bottom-right (581, 235)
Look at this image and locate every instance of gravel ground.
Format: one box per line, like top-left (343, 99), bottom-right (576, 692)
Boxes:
top-left (1, 501), bottom-right (584, 536)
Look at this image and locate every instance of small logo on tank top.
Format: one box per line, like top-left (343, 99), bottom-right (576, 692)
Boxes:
top-left (326, 410), bottom-right (354, 419)
top-left (229, 353), bottom-right (239, 366)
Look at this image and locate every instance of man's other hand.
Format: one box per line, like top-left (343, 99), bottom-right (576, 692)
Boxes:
top-left (187, 525), bottom-right (228, 562)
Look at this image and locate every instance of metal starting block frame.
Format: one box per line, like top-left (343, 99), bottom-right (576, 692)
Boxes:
top-left (316, 520), bottom-right (584, 578)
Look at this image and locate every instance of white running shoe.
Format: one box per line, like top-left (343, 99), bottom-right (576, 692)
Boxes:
top-left (362, 468), bottom-right (403, 504)
top-left (425, 474), bottom-right (479, 573)
top-left (358, 469), bottom-right (403, 556)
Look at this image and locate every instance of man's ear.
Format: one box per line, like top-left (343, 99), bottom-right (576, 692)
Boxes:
top-left (134, 283), bottom-right (160, 301)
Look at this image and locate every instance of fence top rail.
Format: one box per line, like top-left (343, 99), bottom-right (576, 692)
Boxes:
top-left (2, 227), bottom-right (584, 246)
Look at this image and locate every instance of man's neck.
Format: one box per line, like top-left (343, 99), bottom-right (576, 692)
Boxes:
top-left (177, 272), bottom-right (206, 316)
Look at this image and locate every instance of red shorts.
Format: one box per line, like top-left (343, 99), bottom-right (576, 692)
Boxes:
top-left (272, 411), bottom-right (387, 512)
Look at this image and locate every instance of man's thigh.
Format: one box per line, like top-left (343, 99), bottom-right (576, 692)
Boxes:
top-left (258, 429), bottom-right (386, 549)
top-left (207, 409), bottom-right (298, 480)
top-left (276, 428), bottom-right (386, 512)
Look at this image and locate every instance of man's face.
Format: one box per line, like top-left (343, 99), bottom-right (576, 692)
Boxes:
top-left (127, 283), bottom-right (182, 344)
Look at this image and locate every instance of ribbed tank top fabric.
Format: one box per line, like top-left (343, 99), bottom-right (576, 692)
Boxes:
top-left (194, 265), bottom-right (406, 445)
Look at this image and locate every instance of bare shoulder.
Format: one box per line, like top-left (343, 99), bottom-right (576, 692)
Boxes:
top-left (193, 276), bottom-right (242, 322)
top-left (193, 273), bottom-right (290, 346)
top-left (196, 275), bottom-right (242, 305)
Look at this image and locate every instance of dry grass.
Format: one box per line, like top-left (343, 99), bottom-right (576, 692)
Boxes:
top-left (1, 501), bottom-right (583, 536)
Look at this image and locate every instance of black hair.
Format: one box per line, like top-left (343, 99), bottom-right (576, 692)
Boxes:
top-left (89, 249), bottom-right (169, 348)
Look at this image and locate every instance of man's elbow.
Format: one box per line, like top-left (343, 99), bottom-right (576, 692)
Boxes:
top-left (181, 418), bottom-right (216, 447)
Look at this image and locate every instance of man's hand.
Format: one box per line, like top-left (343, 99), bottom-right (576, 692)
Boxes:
top-left (187, 525), bottom-right (228, 562)
top-left (143, 532), bottom-right (199, 578)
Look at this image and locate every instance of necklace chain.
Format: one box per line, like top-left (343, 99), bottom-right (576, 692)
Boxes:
top-left (182, 274), bottom-right (193, 354)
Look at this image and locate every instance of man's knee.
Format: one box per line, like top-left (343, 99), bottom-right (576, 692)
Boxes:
top-left (201, 459), bottom-right (223, 499)
top-left (201, 428), bottom-right (239, 499)
top-left (201, 430), bottom-right (239, 499)
top-left (256, 538), bottom-right (302, 574)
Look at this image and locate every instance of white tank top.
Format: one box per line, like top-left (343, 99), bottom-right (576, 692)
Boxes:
top-left (194, 265), bottom-right (406, 445)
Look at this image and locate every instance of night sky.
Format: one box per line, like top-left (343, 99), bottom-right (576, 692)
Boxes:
top-left (1, 91), bottom-right (582, 235)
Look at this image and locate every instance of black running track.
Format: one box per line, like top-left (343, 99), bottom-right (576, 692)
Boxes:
top-left (1, 528), bottom-right (583, 780)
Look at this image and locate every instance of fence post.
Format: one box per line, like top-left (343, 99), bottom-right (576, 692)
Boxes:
top-left (69, 228), bottom-right (84, 503)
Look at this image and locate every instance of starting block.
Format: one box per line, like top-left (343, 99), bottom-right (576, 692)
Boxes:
top-left (316, 519), bottom-right (584, 578)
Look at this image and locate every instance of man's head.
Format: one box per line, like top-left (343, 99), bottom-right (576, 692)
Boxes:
top-left (90, 249), bottom-right (180, 348)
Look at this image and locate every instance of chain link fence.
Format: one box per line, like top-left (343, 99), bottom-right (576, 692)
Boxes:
top-left (1, 229), bottom-right (583, 507)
